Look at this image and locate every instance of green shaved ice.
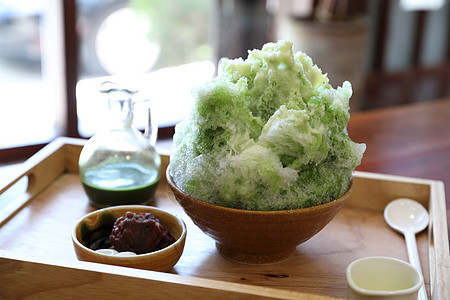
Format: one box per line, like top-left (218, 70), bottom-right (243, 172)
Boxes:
top-left (170, 40), bottom-right (366, 210)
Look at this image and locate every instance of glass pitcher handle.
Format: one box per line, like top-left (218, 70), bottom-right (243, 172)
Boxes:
top-left (145, 104), bottom-right (158, 146)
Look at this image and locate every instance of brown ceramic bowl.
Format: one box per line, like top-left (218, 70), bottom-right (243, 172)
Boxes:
top-left (167, 167), bottom-right (352, 265)
top-left (72, 205), bottom-right (186, 272)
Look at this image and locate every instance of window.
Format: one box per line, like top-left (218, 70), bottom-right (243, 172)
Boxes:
top-left (0, 0), bottom-right (65, 150)
top-left (75, 0), bottom-right (215, 137)
top-left (0, 0), bottom-right (273, 163)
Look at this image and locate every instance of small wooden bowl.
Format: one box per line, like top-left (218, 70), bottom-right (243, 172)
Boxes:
top-left (167, 167), bottom-right (352, 265)
top-left (72, 205), bottom-right (186, 272)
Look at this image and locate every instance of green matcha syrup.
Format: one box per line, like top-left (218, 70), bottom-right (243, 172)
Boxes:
top-left (79, 82), bottom-right (161, 207)
top-left (81, 162), bottom-right (160, 208)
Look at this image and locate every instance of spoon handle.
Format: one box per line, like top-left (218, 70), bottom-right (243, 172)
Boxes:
top-left (404, 231), bottom-right (427, 300)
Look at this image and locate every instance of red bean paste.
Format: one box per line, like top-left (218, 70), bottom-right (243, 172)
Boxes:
top-left (109, 211), bottom-right (176, 254)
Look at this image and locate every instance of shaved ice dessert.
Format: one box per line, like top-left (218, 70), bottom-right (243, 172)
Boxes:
top-left (169, 40), bottom-right (365, 211)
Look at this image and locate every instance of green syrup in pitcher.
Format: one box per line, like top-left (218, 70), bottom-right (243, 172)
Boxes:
top-left (81, 162), bottom-right (160, 208)
top-left (78, 81), bottom-right (161, 208)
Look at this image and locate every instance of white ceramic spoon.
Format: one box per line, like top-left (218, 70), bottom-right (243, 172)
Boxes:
top-left (384, 198), bottom-right (429, 300)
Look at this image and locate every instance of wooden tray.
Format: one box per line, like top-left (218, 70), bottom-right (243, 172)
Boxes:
top-left (1, 137), bottom-right (449, 299)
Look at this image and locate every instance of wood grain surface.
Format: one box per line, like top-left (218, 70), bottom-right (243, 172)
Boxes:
top-left (0, 138), bottom-right (449, 299)
top-left (1, 105), bottom-right (450, 300)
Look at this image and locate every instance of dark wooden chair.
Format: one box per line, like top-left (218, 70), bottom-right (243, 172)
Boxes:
top-left (364, 0), bottom-right (450, 109)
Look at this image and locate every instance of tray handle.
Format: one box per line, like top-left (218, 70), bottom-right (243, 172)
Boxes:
top-left (0, 139), bottom-right (68, 227)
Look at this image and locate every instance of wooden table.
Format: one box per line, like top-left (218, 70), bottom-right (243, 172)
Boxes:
top-left (347, 98), bottom-right (450, 241)
top-left (0, 100), bottom-right (449, 298)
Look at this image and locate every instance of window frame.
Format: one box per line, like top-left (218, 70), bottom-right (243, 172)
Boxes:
top-left (0, 0), bottom-right (78, 163)
top-left (0, 0), bottom-right (272, 164)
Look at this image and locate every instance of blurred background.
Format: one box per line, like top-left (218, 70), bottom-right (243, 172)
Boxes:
top-left (0, 0), bottom-right (449, 162)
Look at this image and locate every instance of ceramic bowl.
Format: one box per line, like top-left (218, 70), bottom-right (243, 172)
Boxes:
top-left (166, 167), bottom-right (352, 265)
top-left (72, 205), bottom-right (186, 272)
top-left (346, 256), bottom-right (423, 299)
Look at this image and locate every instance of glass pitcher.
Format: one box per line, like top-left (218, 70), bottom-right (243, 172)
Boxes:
top-left (79, 81), bottom-right (161, 208)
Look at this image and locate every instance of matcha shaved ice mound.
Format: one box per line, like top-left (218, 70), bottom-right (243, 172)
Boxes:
top-left (170, 40), bottom-right (365, 211)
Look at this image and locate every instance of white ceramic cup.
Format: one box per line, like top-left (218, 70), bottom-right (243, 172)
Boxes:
top-left (346, 256), bottom-right (423, 300)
